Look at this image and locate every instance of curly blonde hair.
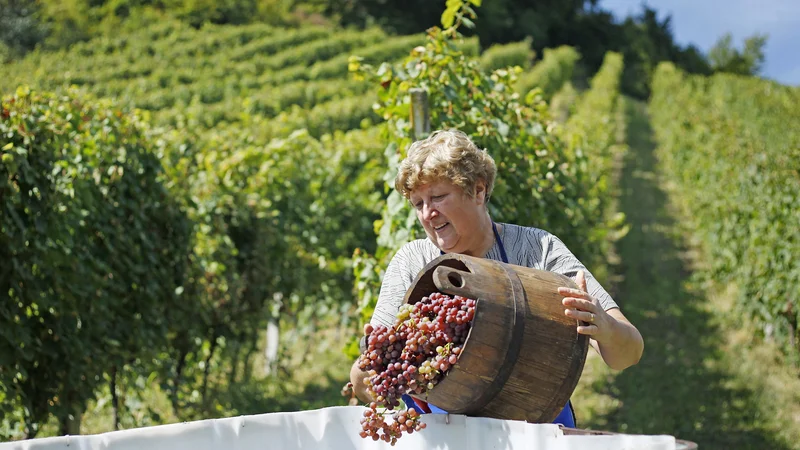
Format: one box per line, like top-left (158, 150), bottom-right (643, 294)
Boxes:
top-left (395, 129), bottom-right (497, 202)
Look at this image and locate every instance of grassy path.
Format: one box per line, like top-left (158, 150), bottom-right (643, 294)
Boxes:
top-left (572, 99), bottom-right (800, 449)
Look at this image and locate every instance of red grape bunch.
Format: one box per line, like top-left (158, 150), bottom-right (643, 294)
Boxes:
top-left (359, 401), bottom-right (426, 445)
top-left (355, 292), bottom-right (477, 445)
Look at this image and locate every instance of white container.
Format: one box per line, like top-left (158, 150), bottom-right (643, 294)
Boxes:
top-left (0, 406), bottom-right (695, 450)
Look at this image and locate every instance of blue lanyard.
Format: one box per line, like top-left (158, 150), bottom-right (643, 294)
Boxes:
top-left (440, 221), bottom-right (508, 264)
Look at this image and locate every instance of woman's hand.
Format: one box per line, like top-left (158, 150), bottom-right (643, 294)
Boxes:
top-left (350, 323), bottom-right (376, 404)
top-left (558, 270), bottom-right (612, 344)
top-left (558, 270), bottom-right (644, 370)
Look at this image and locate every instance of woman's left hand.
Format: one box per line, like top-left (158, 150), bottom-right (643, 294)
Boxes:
top-left (558, 270), bottom-right (612, 344)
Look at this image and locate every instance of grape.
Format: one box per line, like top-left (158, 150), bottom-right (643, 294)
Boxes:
top-left (352, 292), bottom-right (477, 445)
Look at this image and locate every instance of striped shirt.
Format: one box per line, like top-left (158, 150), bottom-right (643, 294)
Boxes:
top-left (370, 222), bottom-right (618, 328)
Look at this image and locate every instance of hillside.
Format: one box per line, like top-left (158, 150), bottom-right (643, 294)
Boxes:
top-left (3, 22), bottom-right (468, 136)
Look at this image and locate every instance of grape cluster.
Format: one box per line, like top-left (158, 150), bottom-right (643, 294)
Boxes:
top-left (355, 292), bottom-right (477, 444)
top-left (341, 381), bottom-right (358, 406)
top-left (359, 402), bottom-right (426, 445)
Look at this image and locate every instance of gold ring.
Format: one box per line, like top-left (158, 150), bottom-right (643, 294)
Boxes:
top-left (589, 313), bottom-right (595, 323)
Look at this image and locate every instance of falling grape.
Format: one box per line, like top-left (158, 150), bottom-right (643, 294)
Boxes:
top-left (353, 292), bottom-right (476, 445)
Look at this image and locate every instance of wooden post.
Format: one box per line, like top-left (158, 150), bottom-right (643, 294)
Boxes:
top-left (409, 88), bottom-right (430, 140)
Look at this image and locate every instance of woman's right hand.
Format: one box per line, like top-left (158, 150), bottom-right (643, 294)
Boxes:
top-left (349, 323), bottom-right (376, 404)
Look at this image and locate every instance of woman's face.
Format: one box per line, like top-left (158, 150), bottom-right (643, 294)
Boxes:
top-left (409, 179), bottom-right (487, 255)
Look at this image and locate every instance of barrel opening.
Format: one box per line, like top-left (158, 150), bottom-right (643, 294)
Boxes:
top-left (403, 258), bottom-right (470, 306)
top-left (447, 272), bottom-right (465, 288)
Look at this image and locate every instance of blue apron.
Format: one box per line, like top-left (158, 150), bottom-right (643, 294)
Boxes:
top-left (401, 221), bottom-right (577, 428)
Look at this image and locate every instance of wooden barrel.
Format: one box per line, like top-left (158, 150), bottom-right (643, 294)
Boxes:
top-left (404, 253), bottom-right (589, 423)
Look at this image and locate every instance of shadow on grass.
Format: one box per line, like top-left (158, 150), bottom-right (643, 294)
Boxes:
top-left (588, 100), bottom-right (790, 449)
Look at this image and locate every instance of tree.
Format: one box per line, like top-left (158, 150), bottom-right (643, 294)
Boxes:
top-left (709, 32), bottom-right (768, 76)
top-left (0, 0), bottom-right (48, 59)
top-left (322, 0), bottom-right (597, 48)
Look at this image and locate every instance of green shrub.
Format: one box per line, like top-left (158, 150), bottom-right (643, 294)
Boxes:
top-left (0, 86), bottom-right (191, 438)
top-left (515, 46), bottom-right (580, 100)
top-left (479, 38), bottom-right (535, 72)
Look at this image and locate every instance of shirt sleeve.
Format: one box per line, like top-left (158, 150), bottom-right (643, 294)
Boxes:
top-left (543, 233), bottom-right (619, 311)
top-left (370, 242), bottom-right (421, 328)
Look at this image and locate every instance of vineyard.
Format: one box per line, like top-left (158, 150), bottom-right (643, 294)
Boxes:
top-left (0, 14), bottom-right (614, 439)
top-left (649, 64), bottom-right (800, 361)
top-left (1, 3), bottom-right (799, 448)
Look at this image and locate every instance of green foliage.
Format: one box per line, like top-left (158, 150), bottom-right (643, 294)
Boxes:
top-left (162, 0), bottom-right (260, 27)
top-left (558, 52), bottom-right (628, 276)
top-left (0, 41), bottom-right (12, 64)
top-left (326, 0), bottom-right (583, 49)
top-left (562, 52), bottom-right (624, 172)
top-left (243, 78), bottom-right (372, 117)
top-left (133, 124), bottom-right (385, 422)
top-left (549, 81), bottom-right (578, 123)
top-left (226, 26), bottom-right (328, 62)
top-left (1, 0), bottom-right (321, 55)
top-left (479, 38), bottom-right (535, 72)
top-left (0, 0), bottom-right (48, 58)
top-left (650, 63), bottom-right (800, 362)
top-left (0, 86), bottom-right (191, 439)
top-left (246, 27), bottom-right (386, 72)
top-left (709, 32), bottom-right (768, 76)
top-left (515, 45), bottom-right (580, 100)
top-left (346, 5), bottom-right (616, 355)
top-left (440, 0), bottom-right (482, 30)
top-left (0, 22), bottom-right (421, 138)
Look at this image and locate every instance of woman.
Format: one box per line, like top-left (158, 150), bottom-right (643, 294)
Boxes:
top-left (350, 129), bottom-right (644, 427)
